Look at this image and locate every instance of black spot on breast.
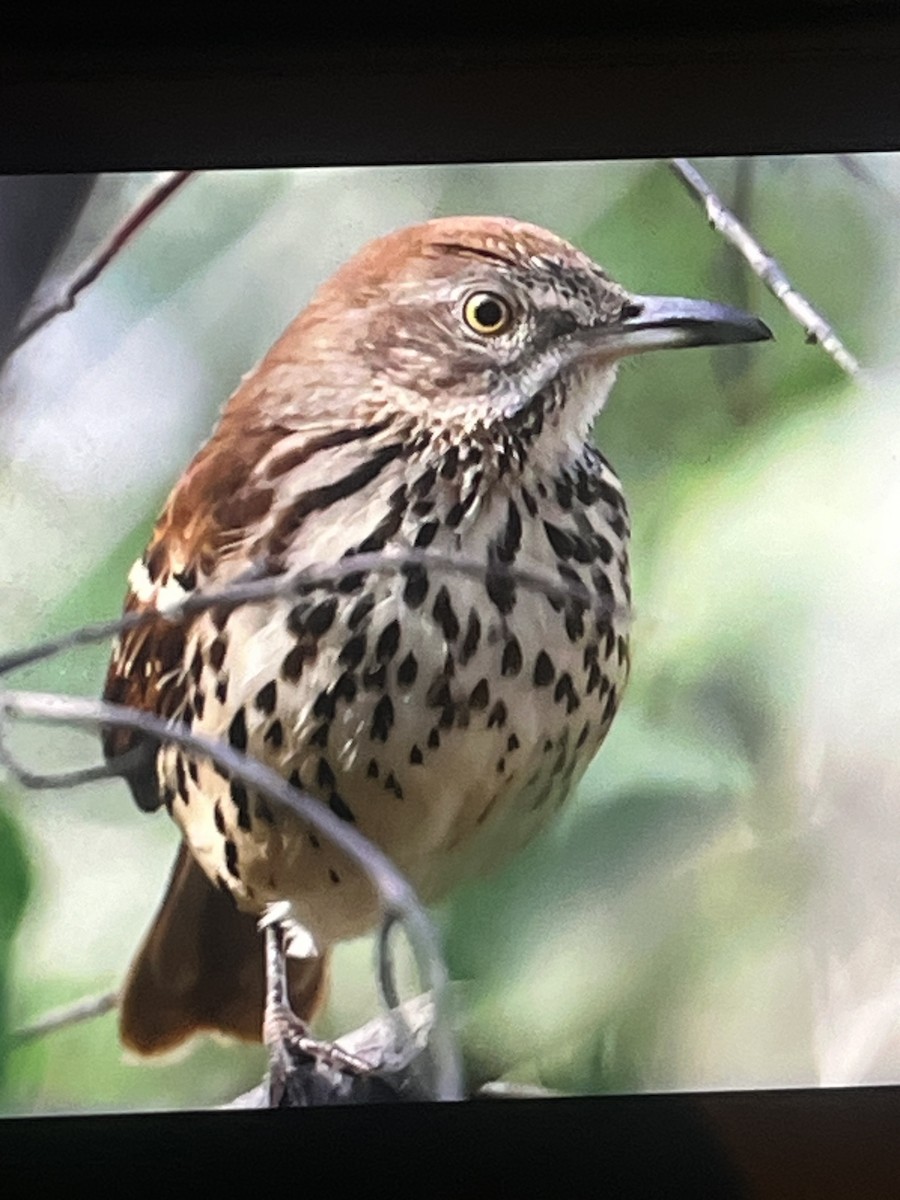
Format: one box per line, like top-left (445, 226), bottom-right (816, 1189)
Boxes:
top-left (348, 593), bottom-right (376, 629)
top-left (445, 502), bottom-right (465, 528)
top-left (410, 744), bottom-right (424, 765)
top-left (329, 868), bottom-right (341, 884)
top-left (397, 651), bottom-right (418, 686)
top-left (555, 478), bottom-right (573, 509)
top-left (596, 535), bottom-right (614, 564)
top-left (313, 689), bottom-right (337, 721)
top-left (289, 769), bottom-right (303, 789)
top-left (507, 733), bottom-right (520, 751)
top-left (440, 444), bottom-right (460, 479)
top-left (577, 722), bottom-right (590, 748)
top-left (426, 678), bottom-right (452, 710)
top-left (215, 678), bottom-right (228, 704)
top-left (174, 755), bottom-right (188, 803)
top-left (468, 678), bottom-right (490, 710)
top-left (334, 672), bottom-right (358, 703)
top-left (371, 695), bottom-right (395, 742)
top-left (553, 672), bottom-right (580, 714)
top-left (544, 521), bottom-right (574, 559)
top-left (190, 648), bottom-right (203, 685)
top-left (308, 831), bottom-right (320, 849)
top-left (256, 798), bottom-right (274, 824)
top-left (194, 691), bottom-right (206, 721)
top-left (316, 758), bottom-right (336, 791)
top-left (415, 520), bottom-right (439, 548)
top-left (227, 708), bottom-right (248, 752)
top-left (501, 636), bottom-right (523, 677)
top-left (486, 564), bottom-right (516, 615)
top-left (339, 634), bottom-right (367, 670)
top-left (337, 572), bottom-right (365, 594)
top-left (533, 651), bottom-right (555, 687)
top-left (188, 759), bottom-right (199, 784)
top-left (162, 786), bottom-right (175, 815)
top-left (264, 719), bottom-right (284, 748)
top-left (214, 801), bottom-right (226, 835)
top-left (363, 663), bottom-right (388, 691)
top-left (376, 620), bottom-right (401, 661)
top-left (427, 728), bottom-right (441, 749)
top-left (367, 758), bottom-right (379, 779)
top-left (402, 564), bottom-right (429, 608)
top-left (384, 772), bottom-right (403, 799)
top-left (358, 499), bottom-right (406, 554)
top-left (496, 499), bottom-right (522, 564)
top-left (413, 464), bottom-right (437, 497)
top-left (305, 598), bottom-right (339, 638)
top-left (230, 780), bottom-right (251, 831)
top-left (310, 723), bottom-right (330, 748)
top-left (329, 794), bottom-right (355, 822)
top-left (286, 602), bottom-right (312, 638)
top-left (432, 586), bottom-right (460, 640)
top-left (224, 840), bottom-right (240, 879)
top-left (487, 700), bottom-right (508, 729)
top-left (281, 645), bottom-right (306, 683)
top-left (459, 611), bottom-right (481, 666)
top-left (602, 685), bottom-right (618, 724)
top-left (438, 704), bottom-right (456, 729)
top-left (209, 639), bottom-right (227, 671)
top-left (520, 487), bottom-right (538, 518)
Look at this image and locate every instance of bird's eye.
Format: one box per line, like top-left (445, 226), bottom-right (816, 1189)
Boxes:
top-left (462, 292), bottom-right (513, 336)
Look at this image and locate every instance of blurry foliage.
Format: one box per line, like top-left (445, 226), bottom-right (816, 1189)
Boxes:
top-left (0, 156), bottom-right (895, 1111)
top-left (0, 793), bottom-right (31, 1099)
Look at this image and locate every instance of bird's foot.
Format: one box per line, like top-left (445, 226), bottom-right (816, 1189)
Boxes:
top-left (264, 1001), bottom-right (371, 1105)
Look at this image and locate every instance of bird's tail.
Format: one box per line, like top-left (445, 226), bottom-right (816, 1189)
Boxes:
top-left (119, 841), bottom-right (328, 1056)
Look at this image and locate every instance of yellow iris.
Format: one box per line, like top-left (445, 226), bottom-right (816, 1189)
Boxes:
top-left (463, 292), bottom-right (513, 336)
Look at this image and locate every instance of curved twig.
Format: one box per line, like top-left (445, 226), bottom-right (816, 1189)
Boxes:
top-left (0, 549), bottom-right (628, 679)
top-left (6, 171), bottom-right (194, 358)
top-left (0, 689), bottom-right (465, 1103)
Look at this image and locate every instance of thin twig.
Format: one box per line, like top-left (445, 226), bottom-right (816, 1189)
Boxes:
top-left (377, 914), bottom-right (403, 1012)
top-left (6, 171), bottom-right (194, 358)
top-left (0, 549), bottom-right (628, 679)
top-left (0, 689), bottom-right (465, 1103)
top-left (12, 990), bottom-right (118, 1045)
top-left (0, 727), bottom-right (151, 791)
top-left (670, 157), bottom-right (860, 377)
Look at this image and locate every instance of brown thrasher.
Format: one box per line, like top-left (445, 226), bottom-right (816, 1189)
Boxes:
top-left (102, 215), bottom-right (770, 1059)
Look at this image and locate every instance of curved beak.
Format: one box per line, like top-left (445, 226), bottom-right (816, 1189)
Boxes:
top-left (581, 295), bottom-right (773, 359)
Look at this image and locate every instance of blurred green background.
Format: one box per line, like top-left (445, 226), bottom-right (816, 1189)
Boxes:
top-left (2, 156), bottom-right (900, 1113)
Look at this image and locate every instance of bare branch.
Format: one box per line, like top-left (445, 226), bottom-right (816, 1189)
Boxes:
top-left (0, 688), bottom-right (465, 1103)
top-left (0, 549), bottom-right (628, 679)
top-left (0, 725), bottom-right (151, 790)
top-left (12, 990), bottom-right (118, 1045)
top-left (670, 157), bottom-right (861, 378)
top-left (5, 170), bottom-right (194, 358)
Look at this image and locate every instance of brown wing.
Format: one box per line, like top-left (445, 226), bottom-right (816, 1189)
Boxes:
top-left (101, 417), bottom-right (294, 810)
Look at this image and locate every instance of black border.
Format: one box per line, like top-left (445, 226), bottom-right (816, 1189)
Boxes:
top-left (4, 13), bottom-right (900, 1197)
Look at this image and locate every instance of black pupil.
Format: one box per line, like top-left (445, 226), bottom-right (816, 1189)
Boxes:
top-left (475, 297), bottom-right (503, 328)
